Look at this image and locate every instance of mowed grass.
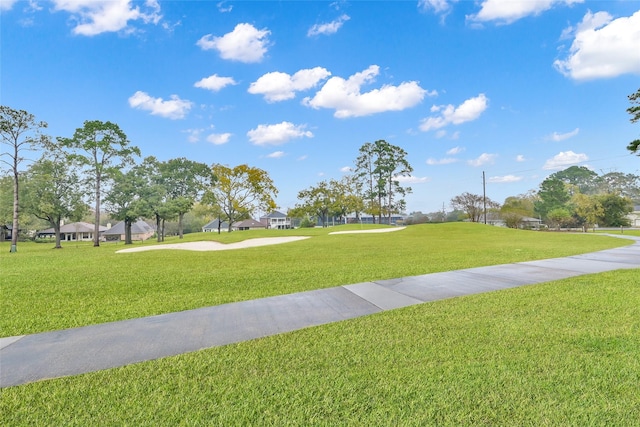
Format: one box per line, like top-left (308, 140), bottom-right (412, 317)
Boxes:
top-left (2, 269), bottom-right (639, 425)
top-left (0, 223), bottom-right (634, 336)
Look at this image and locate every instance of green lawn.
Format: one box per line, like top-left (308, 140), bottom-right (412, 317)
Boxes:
top-left (2, 268), bottom-right (638, 425)
top-left (0, 223), bottom-right (634, 336)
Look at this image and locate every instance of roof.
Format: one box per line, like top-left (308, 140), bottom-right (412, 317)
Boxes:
top-left (261, 210), bottom-right (287, 219)
top-left (233, 219), bottom-right (266, 228)
top-left (202, 219), bottom-right (229, 230)
top-left (39, 222), bottom-right (107, 234)
top-left (102, 220), bottom-right (154, 235)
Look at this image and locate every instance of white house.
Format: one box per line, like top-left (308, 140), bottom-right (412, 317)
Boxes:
top-left (260, 211), bottom-right (292, 229)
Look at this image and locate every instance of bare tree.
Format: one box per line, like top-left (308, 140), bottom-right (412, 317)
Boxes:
top-left (0, 106), bottom-right (49, 252)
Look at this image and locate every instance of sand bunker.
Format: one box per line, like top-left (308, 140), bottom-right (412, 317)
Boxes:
top-left (116, 236), bottom-right (310, 253)
top-left (328, 227), bottom-right (406, 235)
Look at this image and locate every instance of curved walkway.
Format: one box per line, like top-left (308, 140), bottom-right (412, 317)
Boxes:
top-left (2, 235), bottom-right (639, 388)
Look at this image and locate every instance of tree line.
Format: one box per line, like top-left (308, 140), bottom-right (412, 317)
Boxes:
top-left (2, 88), bottom-right (638, 249)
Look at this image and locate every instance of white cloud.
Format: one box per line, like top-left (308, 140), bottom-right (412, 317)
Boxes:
top-left (197, 23), bottom-right (270, 63)
top-left (247, 121), bottom-right (313, 146)
top-left (554, 10), bottom-right (640, 80)
top-left (206, 133), bottom-right (232, 145)
top-left (308, 14), bottom-right (350, 36)
top-left (426, 157), bottom-right (458, 165)
top-left (488, 175), bottom-right (523, 183)
top-left (216, 1), bottom-right (232, 13)
top-left (0, 0), bottom-right (19, 11)
top-left (468, 153), bottom-right (497, 167)
top-left (468, 0), bottom-right (583, 25)
top-left (547, 127), bottom-right (579, 141)
top-left (396, 175), bottom-right (431, 184)
top-left (340, 166), bottom-right (352, 173)
top-left (420, 93), bottom-right (488, 131)
top-left (297, 155), bottom-right (308, 161)
top-left (194, 74), bottom-right (237, 92)
top-left (51, 0), bottom-right (162, 36)
top-left (249, 67), bottom-right (331, 102)
top-left (267, 151), bottom-right (285, 159)
top-left (447, 146), bottom-right (465, 155)
top-left (183, 128), bottom-right (202, 143)
top-left (303, 65), bottom-right (429, 118)
top-left (418, 0), bottom-right (457, 14)
top-left (516, 154), bottom-right (526, 162)
top-left (543, 151), bottom-right (588, 170)
top-left (128, 91), bottom-right (192, 119)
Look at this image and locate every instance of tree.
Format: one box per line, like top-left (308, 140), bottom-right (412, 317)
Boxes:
top-left (571, 193), bottom-right (604, 232)
top-left (500, 193), bottom-right (536, 228)
top-left (104, 167), bottom-right (148, 245)
top-left (295, 180), bottom-right (334, 227)
top-left (546, 207), bottom-right (573, 230)
top-left (204, 164), bottom-right (277, 232)
top-left (626, 88), bottom-right (640, 155)
top-left (598, 172), bottom-right (640, 203)
top-left (597, 193), bottom-right (633, 227)
top-left (0, 106), bottom-right (50, 252)
top-left (450, 192), bottom-right (499, 223)
top-left (355, 140), bottom-right (413, 224)
top-left (158, 158), bottom-right (213, 238)
top-left (58, 121), bottom-right (140, 246)
top-left (534, 177), bottom-right (570, 220)
top-left (22, 153), bottom-right (87, 248)
top-left (550, 166), bottom-right (600, 195)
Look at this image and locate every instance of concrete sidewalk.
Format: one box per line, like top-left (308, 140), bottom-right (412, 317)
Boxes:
top-left (2, 235), bottom-right (639, 388)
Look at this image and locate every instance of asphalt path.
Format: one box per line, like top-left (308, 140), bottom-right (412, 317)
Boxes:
top-left (1, 234), bottom-right (638, 388)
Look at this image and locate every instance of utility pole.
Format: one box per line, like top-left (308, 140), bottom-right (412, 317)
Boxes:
top-left (482, 171), bottom-right (487, 224)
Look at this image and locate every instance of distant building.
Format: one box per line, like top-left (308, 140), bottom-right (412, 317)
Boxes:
top-left (37, 222), bottom-right (107, 242)
top-left (232, 219), bottom-right (267, 231)
top-left (101, 220), bottom-right (154, 241)
top-left (260, 211), bottom-right (292, 229)
top-left (202, 219), bottom-right (230, 232)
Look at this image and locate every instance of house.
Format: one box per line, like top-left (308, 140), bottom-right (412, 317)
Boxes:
top-left (260, 211), bottom-right (292, 229)
top-left (37, 222), bottom-right (107, 242)
top-left (202, 219), bottom-right (230, 232)
top-left (101, 220), bottom-right (155, 242)
top-left (627, 206), bottom-right (640, 227)
top-left (232, 219), bottom-right (267, 231)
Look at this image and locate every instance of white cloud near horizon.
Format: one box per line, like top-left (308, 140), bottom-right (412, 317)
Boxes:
top-left (194, 74), bottom-right (237, 92)
top-left (543, 151), bottom-right (589, 170)
top-left (547, 127), bottom-right (579, 141)
top-left (128, 91), bottom-right (192, 119)
top-left (554, 10), bottom-right (640, 80)
top-left (247, 121), bottom-right (313, 146)
top-left (249, 67), bottom-right (331, 102)
top-left (468, 0), bottom-right (583, 25)
top-left (420, 93), bottom-right (488, 131)
top-left (396, 175), bottom-right (431, 184)
top-left (50, 0), bottom-right (162, 36)
top-left (206, 133), bottom-right (232, 145)
top-left (307, 14), bottom-right (350, 36)
top-left (488, 174), bottom-right (523, 183)
top-left (303, 65), bottom-right (431, 118)
top-left (468, 153), bottom-right (497, 167)
top-left (197, 23), bottom-right (270, 63)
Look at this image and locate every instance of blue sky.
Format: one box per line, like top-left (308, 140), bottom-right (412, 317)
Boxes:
top-left (2, 0), bottom-right (639, 214)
